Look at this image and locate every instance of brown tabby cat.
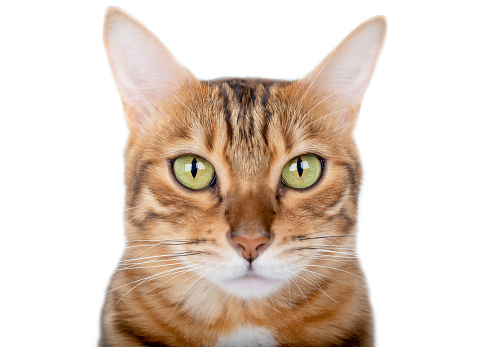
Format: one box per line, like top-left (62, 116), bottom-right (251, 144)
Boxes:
top-left (100, 7), bottom-right (386, 347)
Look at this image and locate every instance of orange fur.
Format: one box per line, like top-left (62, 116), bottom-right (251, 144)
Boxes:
top-left (100, 7), bottom-right (385, 347)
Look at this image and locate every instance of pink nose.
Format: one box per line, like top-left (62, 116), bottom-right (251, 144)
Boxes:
top-left (231, 235), bottom-right (270, 262)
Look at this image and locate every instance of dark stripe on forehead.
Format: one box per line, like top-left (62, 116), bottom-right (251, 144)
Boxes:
top-left (261, 85), bottom-right (272, 145)
top-left (225, 79), bottom-right (258, 105)
top-left (207, 77), bottom-right (290, 88)
top-left (202, 78), bottom-right (292, 151)
top-left (227, 79), bottom-right (257, 142)
top-left (217, 85), bottom-right (233, 143)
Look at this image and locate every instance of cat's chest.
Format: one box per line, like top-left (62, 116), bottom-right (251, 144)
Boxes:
top-left (215, 325), bottom-right (277, 347)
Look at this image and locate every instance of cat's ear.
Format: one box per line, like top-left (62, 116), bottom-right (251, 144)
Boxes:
top-left (103, 7), bottom-right (195, 132)
top-left (301, 16), bottom-right (386, 134)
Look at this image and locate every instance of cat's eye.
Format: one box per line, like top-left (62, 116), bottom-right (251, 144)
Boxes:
top-left (173, 155), bottom-right (216, 190)
top-left (281, 154), bottom-right (322, 189)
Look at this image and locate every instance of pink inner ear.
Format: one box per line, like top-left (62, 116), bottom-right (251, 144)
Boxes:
top-left (301, 17), bottom-right (386, 130)
top-left (103, 7), bottom-right (195, 131)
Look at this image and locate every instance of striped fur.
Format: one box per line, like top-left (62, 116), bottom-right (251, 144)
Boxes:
top-left (101, 7), bottom-right (385, 347)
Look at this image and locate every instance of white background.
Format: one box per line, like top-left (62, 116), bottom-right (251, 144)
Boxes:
top-left (1, 1), bottom-right (496, 346)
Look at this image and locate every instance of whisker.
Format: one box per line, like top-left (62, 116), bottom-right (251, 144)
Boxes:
top-left (199, 279), bottom-right (216, 312)
top-left (289, 277), bottom-right (312, 310)
top-left (119, 251), bottom-right (203, 264)
top-left (306, 264), bottom-right (364, 280)
top-left (294, 234), bottom-right (357, 241)
top-left (128, 242), bottom-right (162, 261)
top-left (153, 267), bottom-right (207, 295)
top-left (142, 265), bottom-right (205, 294)
top-left (300, 267), bottom-right (356, 288)
top-left (283, 258), bottom-right (356, 290)
top-left (308, 256), bottom-right (357, 262)
top-left (107, 272), bottom-right (167, 294)
top-left (114, 252), bottom-right (202, 273)
top-left (110, 267), bottom-right (193, 311)
top-left (318, 250), bottom-right (357, 256)
top-left (315, 244), bottom-right (357, 250)
top-left (188, 275), bottom-right (210, 302)
top-left (124, 205), bottom-right (142, 211)
top-left (115, 260), bottom-right (187, 273)
top-left (125, 215), bottom-right (137, 224)
top-left (165, 273), bottom-right (207, 323)
top-left (298, 271), bottom-right (340, 305)
top-left (107, 265), bottom-right (198, 294)
top-left (125, 239), bottom-right (206, 244)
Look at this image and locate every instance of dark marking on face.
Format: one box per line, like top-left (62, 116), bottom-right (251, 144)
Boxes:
top-left (261, 86), bottom-right (271, 107)
top-left (204, 129), bottom-right (214, 151)
top-left (226, 79), bottom-right (257, 105)
top-left (173, 126), bottom-right (191, 140)
top-left (128, 159), bottom-right (153, 205)
top-left (328, 190), bottom-right (344, 210)
top-left (343, 163), bottom-right (358, 188)
top-left (204, 78), bottom-right (292, 147)
top-left (131, 211), bottom-right (166, 231)
top-left (343, 162), bottom-right (361, 207)
top-left (217, 85), bottom-right (233, 143)
top-left (332, 319), bottom-right (372, 347)
top-left (211, 192), bottom-right (223, 209)
top-left (248, 111), bottom-right (254, 138)
top-left (338, 207), bottom-right (355, 226)
top-left (115, 320), bottom-right (171, 347)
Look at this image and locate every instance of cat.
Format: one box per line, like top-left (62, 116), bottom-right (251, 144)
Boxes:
top-left (100, 7), bottom-right (386, 347)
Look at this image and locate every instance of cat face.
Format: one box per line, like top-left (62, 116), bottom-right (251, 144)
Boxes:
top-left (122, 77), bottom-right (361, 300)
top-left (104, 7), bottom-right (385, 304)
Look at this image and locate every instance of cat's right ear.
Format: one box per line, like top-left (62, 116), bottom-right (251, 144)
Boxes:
top-left (103, 7), bottom-right (194, 133)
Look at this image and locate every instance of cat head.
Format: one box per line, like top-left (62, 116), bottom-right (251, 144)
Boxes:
top-left (104, 7), bottom-right (385, 301)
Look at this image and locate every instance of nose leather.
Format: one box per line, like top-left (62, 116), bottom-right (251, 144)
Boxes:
top-left (231, 235), bottom-right (270, 262)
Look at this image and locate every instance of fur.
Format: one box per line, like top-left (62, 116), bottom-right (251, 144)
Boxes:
top-left (100, 7), bottom-right (385, 347)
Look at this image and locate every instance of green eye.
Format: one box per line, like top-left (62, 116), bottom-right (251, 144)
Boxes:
top-left (281, 154), bottom-right (322, 189)
top-left (173, 155), bottom-right (215, 190)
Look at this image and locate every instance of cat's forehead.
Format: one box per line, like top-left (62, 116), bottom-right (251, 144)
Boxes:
top-left (200, 78), bottom-right (303, 177)
top-left (152, 77), bottom-right (335, 179)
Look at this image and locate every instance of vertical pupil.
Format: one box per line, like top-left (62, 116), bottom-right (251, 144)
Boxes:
top-left (191, 157), bottom-right (198, 178)
top-left (297, 156), bottom-right (303, 177)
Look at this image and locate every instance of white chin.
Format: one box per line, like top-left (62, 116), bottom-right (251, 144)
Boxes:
top-left (222, 274), bottom-right (281, 300)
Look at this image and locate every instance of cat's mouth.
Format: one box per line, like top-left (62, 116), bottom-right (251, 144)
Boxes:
top-left (231, 274), bottom-right (271, 287)
top-left (222, 271), bottom-right (280, 298)
top-left (236, 273), bottom-right (269, 283)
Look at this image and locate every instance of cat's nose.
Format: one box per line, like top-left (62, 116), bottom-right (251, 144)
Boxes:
top-left (231, 235), bottom-right (270, 262)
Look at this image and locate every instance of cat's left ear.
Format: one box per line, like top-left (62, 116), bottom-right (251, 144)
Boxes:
top-left (103, 7), bottom-right (195, 133)
top-left (301, 16), bottom-right (386, 134)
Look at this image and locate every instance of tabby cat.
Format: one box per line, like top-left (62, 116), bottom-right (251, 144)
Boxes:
top-left (100, 7), bottom-right (386, 347)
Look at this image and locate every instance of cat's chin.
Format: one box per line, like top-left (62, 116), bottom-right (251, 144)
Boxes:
top-left (222, 273), bottom-right (281, 300)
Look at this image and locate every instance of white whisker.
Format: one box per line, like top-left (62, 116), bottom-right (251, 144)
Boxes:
top-left (124, 205), bottom-right (142, 211)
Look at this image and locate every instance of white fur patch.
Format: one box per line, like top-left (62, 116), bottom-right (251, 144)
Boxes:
top-left (216, 325), bottom-right (277, 347)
